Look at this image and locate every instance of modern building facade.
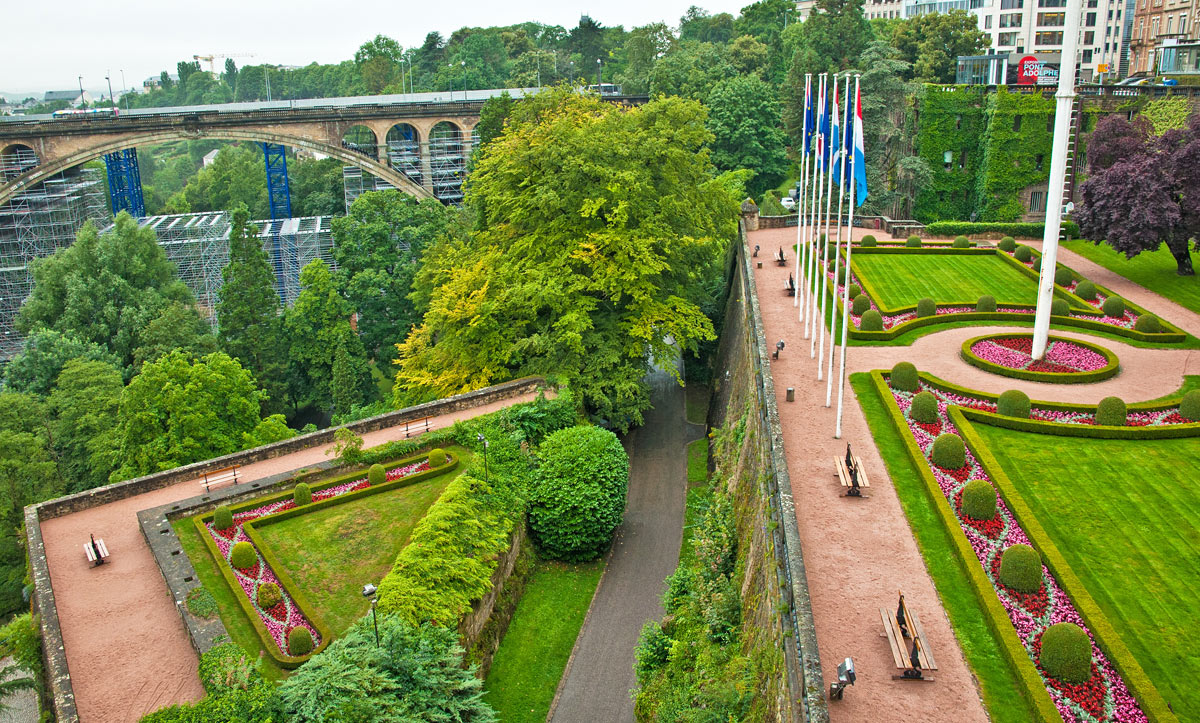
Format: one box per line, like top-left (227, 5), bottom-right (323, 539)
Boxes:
top-left (1128, 0), bottom-right (1199, 74)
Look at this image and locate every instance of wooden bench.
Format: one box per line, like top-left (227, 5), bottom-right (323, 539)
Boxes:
top-left (84, 536), bottom-right (109, 566)
top-left (880, 591), bottom-right (937, 681)
top-left (774, 247), bottom-right (787, 266)
top-left (403, 416), bottom-right (431, 438)
top-left (200, 465), bottom-right (239, 493)
top-left (834, 451), bottom-right (870, 497)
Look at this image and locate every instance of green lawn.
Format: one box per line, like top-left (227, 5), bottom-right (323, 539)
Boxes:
top-left (254, 465), bottom-right (460, 635)
top-left (686, 438), bottom-right (708, 485)
top-left (482, 560), bottom-right (605, 722)
top-left (850, 374), bottom-right (1041, 723)
top-left (684, 385), bottom-right (709, 426)
top-left (1063, 240), bottom-right (1200, 315)
top-left (968, 423), bottom-right (1200, 721)
top-left (852, 253), bottom-right (1048, 309)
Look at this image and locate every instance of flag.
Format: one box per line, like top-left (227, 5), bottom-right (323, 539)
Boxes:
top-left (852, 83), bottom-right (869, 206)
top-left (815, 78), bottom-right (827, 171)
top-left (829, 77), bottom-right (841, 181)
top-left (802, 78), bottom-right (815, 156)
top-left (819, 84), bottom-right (832, 171)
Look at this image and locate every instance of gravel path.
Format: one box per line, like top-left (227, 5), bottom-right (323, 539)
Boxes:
top-left (0, 657), bottom-right (37, 723)
top-left (40, 390), bottom-right (547, 723)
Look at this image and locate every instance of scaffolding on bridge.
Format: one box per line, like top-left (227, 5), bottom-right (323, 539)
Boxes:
top-left (345, 130), bottom-right (477, 209)
top-left (261, 143), bottom-right (292, 219)
top-left (103, 148), bottom-right (146, 218)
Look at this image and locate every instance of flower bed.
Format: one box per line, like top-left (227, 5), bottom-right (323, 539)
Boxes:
top-left (201, 458), bottom-right (432, 663)
top-left (890, 382), bottom-right (1148, 723)
top-left (961, 334), bottom-right (1120, 384)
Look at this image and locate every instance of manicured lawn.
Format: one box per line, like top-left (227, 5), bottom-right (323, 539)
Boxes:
top-left (255, 464), bottom-right (460, 635)
top-left (482, 559), bottom-right (605, 722)
top-left (852, 253), bottom-right (1047, 309)
top-left (1063, 240), bottom-right (1200, 315)
top-left (968, 423), bottom-right (1200, 721)
top-left (850, 373), bottom-right (1041, 723)
top-left (686, 438), bottom-right (707, 485)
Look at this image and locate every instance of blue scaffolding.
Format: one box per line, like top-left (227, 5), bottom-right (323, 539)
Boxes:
top-left (260, 143), bottom-right (293, 300)
top-left (103, 148), bottom-right (145, 217)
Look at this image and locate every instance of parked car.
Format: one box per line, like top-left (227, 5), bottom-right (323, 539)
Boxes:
top-left (781, 196), bottom-right (796, 210)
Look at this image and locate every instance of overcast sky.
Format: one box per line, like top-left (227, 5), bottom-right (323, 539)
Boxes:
top-left (0, 0), bottom-right (751, 97)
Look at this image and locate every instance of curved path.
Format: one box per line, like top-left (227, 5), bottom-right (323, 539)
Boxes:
top-left (748, 225), bottom-right (1200, 723)
top-left (39, 390), bottom-right (547, 723)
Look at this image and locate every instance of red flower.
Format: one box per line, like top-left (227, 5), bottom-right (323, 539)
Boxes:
top-left (213, 525), bottom-right (238, 541)
top-left (956, 490), bottom-right (1004, 539)
top-left (940, 464), bottom-right (972, 483)
top-left (263, 601), bottom-right (288, 621)
top-left (915, 420), bottom-right (942, 435)
top-left (993, 336), bottom-right (1033, 353)
top-left (1027, 359), bottom-right (1077, 374)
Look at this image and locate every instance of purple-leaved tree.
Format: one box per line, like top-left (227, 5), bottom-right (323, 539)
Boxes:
top-left (1076, 114), bottom-right (1197, 276)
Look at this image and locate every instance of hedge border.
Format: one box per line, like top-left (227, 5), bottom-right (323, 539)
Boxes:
top-left (959, 333), bottom-right (1121, 384)
top-left (191, 451), bottom-right (459, 668)
top-left (925, 221), bottom-right (1081, 239)
top-left (868, 371), bottom-right (1064, 723)
top-left (951, 407), bottom-right (1180, 723)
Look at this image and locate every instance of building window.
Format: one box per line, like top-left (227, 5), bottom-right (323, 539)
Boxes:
top-left (960, 150), bottom-right (968, 169)
top-left (1001, 12), bottom-right (1024, 26)
top-left (1038, 0), bottom-right (1066, 5)
top-left (1038, 12), bottom-right (1066, 25)
top-left (1085, 31), bottom-right (1095, 43)
top-left (944, 150), bottom-right (954, 170)
top-left (956, 114), bottom-right (963, 129)
top-left (1083, 48), bottom-right (1094, 62)
top-left (1036, 154), bottom-right (1044, 171)
top-left (1014, 114), bottom-right (1023, 131)
top-left (1086, 11), bottom-right (1097, 25)
top-left (1001, 0), bottom-right (1024, 8)
top-left (1036, 30), bottom-right (1065, 44)
top-left (1152, 17), bottom-right (1160, 36)
top-left (999, 31), bottom-right (1020, 44)
top-left (1030, 191), bottom-right (1047, 212)
top-left (1167, 16), bottom-right (1174, 32)
top-left (1180, 14), bottom-right (1187, 33)
top-left (986, 14), bottom-right (994, 27)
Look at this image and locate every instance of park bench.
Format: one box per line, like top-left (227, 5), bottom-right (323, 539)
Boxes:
top-left (84, 534), bottom-right (109, 567)
top-left (774, 247), bottom-right (787, 266)
top-left (403, 416), bottom-right (431, 438)
top-left (200, 465), bottom-right (239, 493)
top-left (880, 591), bottom-right (937, 681)
top-left (834, 444), bottom-right (869, 497)
top-left (785, 274), bottom-right (796, 297)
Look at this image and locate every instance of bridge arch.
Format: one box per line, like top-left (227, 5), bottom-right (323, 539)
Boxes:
top-left (341, 125), bottom-right (378, 160)
top-left (1, 144), bottom-right (38, 181)
top-left (0, 128), bottom-right (432, 208)
top-left (385, 124), bottom-right (422, 187)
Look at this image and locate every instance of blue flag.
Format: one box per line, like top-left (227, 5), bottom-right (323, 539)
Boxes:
top-left (802, 80), bottom-right (815, 156)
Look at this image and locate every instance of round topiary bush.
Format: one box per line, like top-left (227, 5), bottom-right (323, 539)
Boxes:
top-left (368, 463), bottom-right (386, 485)
top-left (230, 541), bottom-right (256, 570)
top-left (213, 505), bottom-right (233, 531)
top-left (1050, 298), bottom-right (1070, 316)
top-left (861, 235), bottom-right (877, 247)
top-left (828, 258), bottom-right (838, 272)
top-left (1054, 266), bottom-right (1074, 286)
top-left (1095, 396), bottom-right (1127, 426)
top-left (889, 362), bottom-right (920, 391)
top-left (916, 297), bottom-right (936, 318)
top-left (529, 426), bottom-right (630, 561)
top-left (847, 284), bottom-right (862, 299)
top-left (428, 448), bottom-right (447, 467)
top-left (931, 433), bottom-right (966, 470)
top-left (999, 544), bottom-right (1042, 593)
top-left (997, 389), bottom-right (1031, 419)
top-left (293, 482), bottom-right (311, 506)
top-left (1178, 389), bottom-right (1200, 421)
top-left (257, 582), bottom-right (282, 610)
top-left (287, 626), bottom-right (314, 657)
top-left (961, 479), bottom-right (997, 521)
top-left (1014, 245), bottom-right (1032, 262)
top-left (998, 236), bottom-right (1016, 252)
top-left (906, 235), bottom-right (922, 248)
top-left (851, 294), bottom-right (871, 315)
top-left (1133, 314), bottom-right (1161, 333)
top-left (1032, 256), bottom-right (1043, 273)
top-left (860, 309), bottom-right (884, 331)
top-left (976, 295), bottom-right (997, 312)
top-left (1039, 623), bottom-right (1093, 685)
top-left (910, 391), bottom-right (939, 424)
top-left (1074, 280), bottom-right (1097, 301)
top-left (953, 235), bottom-right (970, 248)
top-left (1102, 296), bottom-right (1125, 318)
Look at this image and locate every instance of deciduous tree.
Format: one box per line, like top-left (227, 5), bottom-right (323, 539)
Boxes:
top-left (48, 359), bottom-right (123, 491)
top-left (285, 260), bottom-right (368, 412)
top-left (2, 329), bottom-right (120, 396)
top-left (890, 10), bottom-right (989, 83)
top-left (705, 74), bottom-right (788, 198)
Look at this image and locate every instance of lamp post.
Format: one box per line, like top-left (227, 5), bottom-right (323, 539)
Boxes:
top-left (105, 71), bottom-right (114, 107)
top-left (476, 433), bottom-right (489, 485)
top-left (596, 57), bottom-right (602, 87)
top-left (401, 57), bottom-right (411, 94)
top-left (77, 75), bottom-right (84, 106)
top-left (362, 583), bottom-right (379, 647)
top-left (460, 60), bottom-right (466, 98)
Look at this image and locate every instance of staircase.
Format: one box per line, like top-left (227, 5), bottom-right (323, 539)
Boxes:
top-left (1060, 95), bottom-right (1081, 240)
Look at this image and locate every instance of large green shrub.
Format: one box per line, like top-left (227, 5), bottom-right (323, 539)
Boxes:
top-left (860, 309), bottom-right (884, 330)
top-left (1054, 266), bottom-right (1074, 286)
top-left (1074, 280), bottom-right (1097, 301)
top-left (998, 236), bottom-right (1016, 252)
top-left (1014, 245), bottom-right (1032, 262)
top-left (1032, 256), bottom-right (1043, 273)
top-left (529, 426), bottom-right (630, 561)
top-left (198, 642), bottom-right (263, 695)
top-left (925, 221), bottom-right (1079, 238)
top-left (916, 297), bottom-right (936, 318)
top-left (1180, 389), bottom-right (1200, 421)
top-left (961, 479), bottom-right (997, 521)
top-left (976, 295), bottom-right (997, 312)
top-left (1095, 396), bottom-right (1127, 426)
top-left (1050, 298), bottom-right (1069, 316)
top-left (287, 626), bottom-right (314, 656)
top-left (889, 362), bottom-right (919, 391)
top-left (953, 235), bottom-right (970, 248)
top-left (847, 283), bottom-right (861, 298)
top-left (997, 389), bottom-right (1031, 418)
top-left (213, 505), bottom-right (233, 531)
top-left (910, 391), bottom-right (939, 424)
top-left (931, 433), bottom-right (966, 469)
top-left (860, 235), bottom-right (877, 247)
top-left (368, 463), bottom-right (386, 485)
top-left (230, 541), bottom-right (256, 570)
top-left (428, 448), bottom-right (448, 467)
top-left (999, 544), bottom-right (1042, 593)
top-left (1102, 296), bottom-right (1125, 318)
top-left (1133, 314), bottom-right (1161, 333)
top-left (851, 294), bottom-right (871, 315)
top-left (257, 582), bottom-right (282, 610)
top-left (906, 235), bottom-right (922, 247)
top-left (1039, 623), bottom-right (1093, 685)
top-left (293, 482), bottom-right (311, 506)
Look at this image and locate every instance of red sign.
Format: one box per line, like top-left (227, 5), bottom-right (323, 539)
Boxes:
top-left (1016, 55), bottom-right (1060, 85)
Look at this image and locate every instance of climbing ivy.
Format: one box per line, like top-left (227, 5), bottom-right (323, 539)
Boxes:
top-left (976, 89), bottom-right (1055, 222)
top-left (1139, 96), bottom-right (1191, 135)
top-left (912, 85), bottom-right (989, 223)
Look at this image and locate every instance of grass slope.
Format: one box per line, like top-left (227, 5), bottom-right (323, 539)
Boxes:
top-left (1062, 241), bottom-right (1200, 315)
top-left (853, 253), bottom-right (1043, 308)
top-left (968, 423), bottom-right (1200, 720)
top-left (482, 560), bottom-right (605, 722)
top-left (850, 373), bottom-right (1041, 723)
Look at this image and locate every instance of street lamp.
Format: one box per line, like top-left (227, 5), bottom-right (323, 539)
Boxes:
top-left (77, 75), bottom-right (84, 107)
top-left (460, 60), bottom-right (466, 99)
top-left (105, 71), bottom-right (114, 107)
top-left (476, 433), bottom-right (489, 485)
top-left (596, 57), bottom-right (602, 87)
top-left (362, 583), bottom-right (379, 647)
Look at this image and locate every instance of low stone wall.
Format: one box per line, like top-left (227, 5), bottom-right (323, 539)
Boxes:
top-left (458, 522), bottom-right (530, 678)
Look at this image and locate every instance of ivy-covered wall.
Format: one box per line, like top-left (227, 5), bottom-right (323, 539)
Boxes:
top-left (912, 85), bottom-right (988, 223)
top-left (976, 89), bottom-right (1055, 222)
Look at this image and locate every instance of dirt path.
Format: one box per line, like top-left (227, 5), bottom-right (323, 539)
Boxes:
top-left (748, 225), bottom-right (1200, 721)
top-left (550, 360), bottom-right (701, 723)
top-left (40, 390), bottom-right (546, 723)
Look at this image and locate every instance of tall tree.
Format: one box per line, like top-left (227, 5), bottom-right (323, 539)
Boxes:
top-left (49, 359), bottom-right (123, 492)
top-left (782, 0), bottom-right (874, 142)
top-left (330, 326), bottom-right (373, 417)
top-left (648, 41), bottom-right (735, 101)
top-left (355, 35), bottom-right (403, 93)
top-left (475, 93), bottom-right (515, 149)
top-left (705, 74), bottom-right (789, 198)
top-left (0, 393), bottom-right (58, 614)
top-left (679, 6), bottom-right (735, 44)
top-left (890, 10), bottom-right (989, 83)
top-left (2, 329), bottom-right (120, 397)
top-left (856, 41), bottom-right (925, 217)
top-left (569, 15), bottom-right (607, 70)
top-left (131, 301), bottom-right (218, 372)
top-left (285, 260), bottom-right (366, 412)
top-left (619, 23), bottom-right (676, 94)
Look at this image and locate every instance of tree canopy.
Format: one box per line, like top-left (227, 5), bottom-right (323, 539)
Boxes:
top-left (890, 9), bottom-right (989, 83)
top-left (705, 74), bottom-right (789, 199)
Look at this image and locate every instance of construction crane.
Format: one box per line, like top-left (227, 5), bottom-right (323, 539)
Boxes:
top-left (193, 53), bottom-right (256, 74)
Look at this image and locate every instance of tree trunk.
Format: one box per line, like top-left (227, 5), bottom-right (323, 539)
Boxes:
top-left (1165, 236), bottom-right (1195, 276)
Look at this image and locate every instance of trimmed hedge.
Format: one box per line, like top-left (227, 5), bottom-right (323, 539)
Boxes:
top-left (1134, 314), bottom-right (1161, 333)
top-left (847, 284), bottom-right (862, 299)
top-left (962, 479), bottom-right (997, 521)
top-left (1054, 266), bottom-right (1074, 286)
top-left (1032, 256), bottom-right (1042, 274)
top-left (1181, 390), bottom-right (1200, 422)
top-left (288, 627), bottom-right (314, 657)
top-left (1050, 298), bottom-right (1069, 317)
top-left (293, 482), bottom-right (312, 506)
top-left (1014, 245), bottom-right (1032, 262)
top-left (890, 362), bottom-right (920, 391)
top-left (1101, 296), bottom-right (1125, 318)
top-left (257, 582), bottom-right (282, 610)
top-left (861, 235), bottom-right (877, 247)
top-left (1039, 623), bottom-right (1092, 685)
top-left (998, 390), bottom-right (1031, 418)
top-left (998, 236), bottom-right (1017, 252)
top-left (368, 463), bottom-right (386, 485)
top-left (1096, 396), bottom-right (1127, 426)
top-left (1075, 280), bottom-right (1097, 301)
top-left (916, 297), bottom-right (936, 318)
top-left (999, 544), bottom-right (1042, 594)
top-left (860, 309), bottom-right (884, 331)
top-left (910, 391), bottom-right (939, 424)
top-left (931, 433), bottom-right (966, 470)
top-left (906, 235), bottom-right (922, 247)
top-left (976, 295), bottom-right (997, 312)
top-left (925, 221), bottom-right (1080, 239)
top-left (953, 235), bottom-right (971, 248)
top-left (851, 294), bottom-right (871, 315)
top-left (213, 505), bottom-right (233, 531)
top-left (959, 334), bottom-right (1121, 384)
top-left (230, 542), bottom-right (256, 570)
top-left (428, 448), bottom-right (448, 467)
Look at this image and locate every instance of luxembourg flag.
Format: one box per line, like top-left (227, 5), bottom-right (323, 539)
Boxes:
top-left (852, 83), bottom-right (868, 207)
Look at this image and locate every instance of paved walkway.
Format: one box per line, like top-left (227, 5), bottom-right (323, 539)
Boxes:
top-left (40, 390), bottom-right (546, 723)
top-left (748, 225), bottom-right (1200, 722)
top-left (551, 360), bottom-right (701, 723)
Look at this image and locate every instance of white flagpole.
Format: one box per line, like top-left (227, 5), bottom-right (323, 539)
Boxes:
top-left (809, 73), bottom-right (827, 353)
top-left (804, 73), bottom-right (826, 340)
top-left (835, 74), bottom-right (861, 439)
top-left (816, 73), bottom-right (839, 375)
top-left (794, 74), bottom-right (811, 310)
top-left (826, 74), bottom-right (851, 407)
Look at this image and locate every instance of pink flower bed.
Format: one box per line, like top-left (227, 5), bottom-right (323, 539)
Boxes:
top-left (205, 459), bottom-right (431, 656)
top-left (891, 384), bottom-right (1148, 722)
top-left (970, 336), bottom-right (1110, 375)
top-left (1004, 250), bottom-right (1142, 329)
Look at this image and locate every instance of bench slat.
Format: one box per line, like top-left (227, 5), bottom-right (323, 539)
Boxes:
top-left (879, 607), bottom-right (907, 668)
top-left (907, 610), bottom-right (938, 670)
